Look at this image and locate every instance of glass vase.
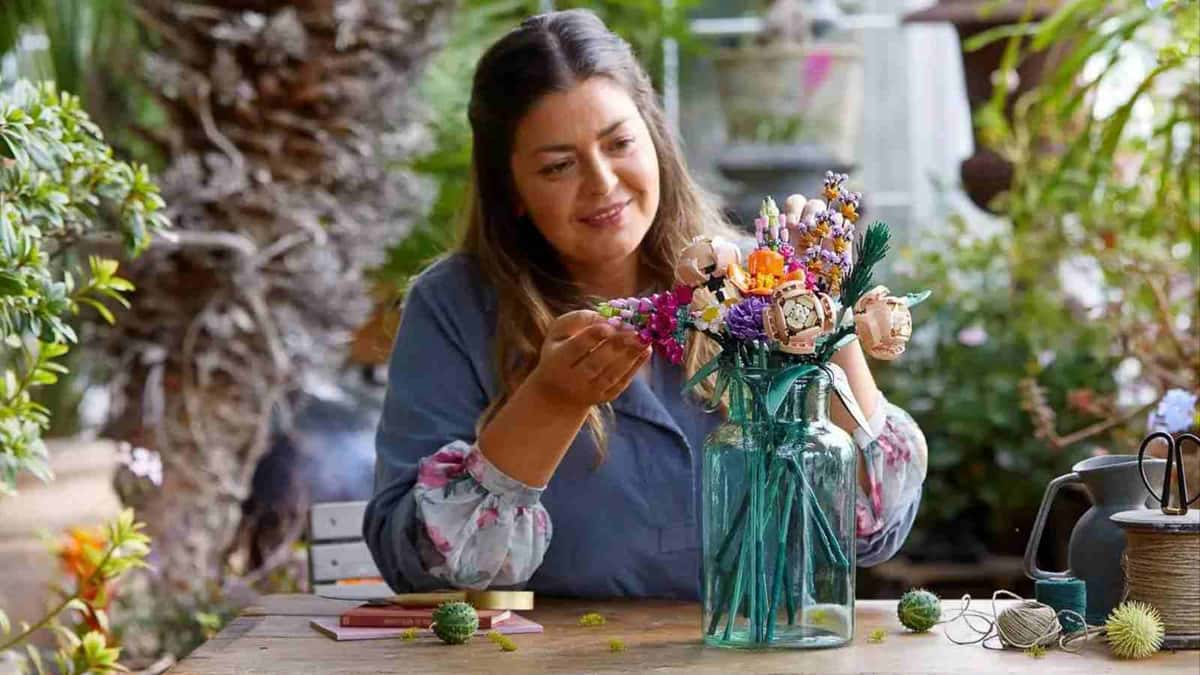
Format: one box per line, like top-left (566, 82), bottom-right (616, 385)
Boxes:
top-left (701, 368), bottom-right (857, 649)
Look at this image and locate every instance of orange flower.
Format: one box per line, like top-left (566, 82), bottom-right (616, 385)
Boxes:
top-left (59, 527), bottom-right (106, 589)
top-left (727, 262), bottom-right (752, 293)
top-left (747, 249), bottom-right (785, 277)
top-left (747, 274), bottom-right (778, 296)
top-left (58, 526), bottom-right (112, 633)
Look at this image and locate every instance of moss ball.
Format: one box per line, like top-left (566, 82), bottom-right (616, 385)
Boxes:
top-left (431, 601), bottom-right (479, 645)
top-left (897, 588), bottom-right (941, 632)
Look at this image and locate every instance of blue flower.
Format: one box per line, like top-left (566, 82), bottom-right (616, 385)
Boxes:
top-left (1145, 0), bottom-right (1164, 9)
top-left (1147, 389), bottom-right (1198, 434)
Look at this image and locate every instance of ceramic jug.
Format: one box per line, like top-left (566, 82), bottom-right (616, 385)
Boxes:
top-left (1024, 455), bottom-right (1166, 624)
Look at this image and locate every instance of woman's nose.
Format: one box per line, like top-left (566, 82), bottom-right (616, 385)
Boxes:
top-left (585, 155), bottom-right (619, 196)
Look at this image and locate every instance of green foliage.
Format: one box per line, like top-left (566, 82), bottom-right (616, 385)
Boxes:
top-left (839, 221), bottom-right (889, 310)
top-left (972, 0), bottom-right (1198, 378)
top-left (0, 509), bottom-right (151, 673)
top-left (377, 0), bottom-right (698, 295)
top-left (0, 0), bottom-right (156, 164)
top-left (0, 79), bottom-right (168, 495)
top-left (0, 0), bottom-right (134, 98)
top-left (884, 0), bottom-right (1197, 549)
top-left (879, 219), bottom-right (1121, 542)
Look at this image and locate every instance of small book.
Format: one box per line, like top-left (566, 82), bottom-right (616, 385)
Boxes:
top-left (339, 604), bottom-right (511, 628)
top-left (311, 613), bottom-right (543, 642)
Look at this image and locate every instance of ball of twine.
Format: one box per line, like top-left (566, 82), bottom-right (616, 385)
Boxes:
top-left (941, 590), bottom-right (1089, 652)
top-left (995, 600), bottom-right (1062, 648)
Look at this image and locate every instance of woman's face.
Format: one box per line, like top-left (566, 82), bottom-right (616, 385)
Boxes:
top-left (509, 76), bottom-right (660, 278)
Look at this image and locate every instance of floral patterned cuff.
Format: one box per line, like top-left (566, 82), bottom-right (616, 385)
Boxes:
top-left (852, 390), bottom-right (888, 449)
top-left (465, 444), bottom-right (544, 507)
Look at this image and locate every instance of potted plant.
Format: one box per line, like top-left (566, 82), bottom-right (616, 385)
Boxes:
top-left (709, 0), bottom-right (863, 221)
top-left (714, 1), bottom-right (860, 149)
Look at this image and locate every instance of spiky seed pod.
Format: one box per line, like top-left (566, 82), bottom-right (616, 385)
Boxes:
top-left (1105, 601), bottom-right (1164, 659)
top-left (431, 601), bottom-right (478, 645)
top-left (897, 588), bottom-right (941, 632)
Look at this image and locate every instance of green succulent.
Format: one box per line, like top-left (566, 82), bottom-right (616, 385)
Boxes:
top-left (430, 601), bottom-right (478, 645)
top-left (897, 589), bottom-right (941, 633)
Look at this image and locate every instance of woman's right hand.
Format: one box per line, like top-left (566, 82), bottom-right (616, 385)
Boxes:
top-left (479, 309), bottom-right (650, 487)
top-left (526, 310), bottom-right (652, 408)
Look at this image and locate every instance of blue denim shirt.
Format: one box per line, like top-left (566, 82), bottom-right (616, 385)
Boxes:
top-left (364, 254), bottom-right (922, 599)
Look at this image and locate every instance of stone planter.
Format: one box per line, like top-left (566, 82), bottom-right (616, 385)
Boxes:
top-left (711, 41), bottom-right (862, 223)
top-left (713, 42), bottom-right (863, 161)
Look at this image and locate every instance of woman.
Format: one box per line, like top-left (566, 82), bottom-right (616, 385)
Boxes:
top-left (364, 9), bottom-right (926, 599)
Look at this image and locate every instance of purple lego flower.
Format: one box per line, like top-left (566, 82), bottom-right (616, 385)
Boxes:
top-left (726, 296), bottom-right (770, 342)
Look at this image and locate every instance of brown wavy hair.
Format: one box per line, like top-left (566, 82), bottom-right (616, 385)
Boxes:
top-left (458, 9), bottom-right (734, 460)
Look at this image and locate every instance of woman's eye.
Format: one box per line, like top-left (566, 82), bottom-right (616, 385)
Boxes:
top-left (539, 160), bottom-right (573, 176)
top-left (610, 136), bottom-right (635, 152)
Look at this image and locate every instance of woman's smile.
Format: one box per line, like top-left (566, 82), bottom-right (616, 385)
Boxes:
top-left (578, 198), bottom-right (633, 229)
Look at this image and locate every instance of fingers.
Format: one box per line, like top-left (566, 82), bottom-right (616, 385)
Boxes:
top-left (551, 322), bottom-right (614, 368)
top-left (549, 310), bottom-right (607, 340)
top-left (562, 320), bottom-right (636, 366)
top-left (577, 330), bottom-right (642, 379)
top-left (590, 331), bottom-right (648, 381)
top-left (597, 345), bottom-right (652, 401)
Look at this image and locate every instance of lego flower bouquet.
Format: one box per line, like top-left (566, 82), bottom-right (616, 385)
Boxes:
top-left (597, 172), bottom-right (928, 649)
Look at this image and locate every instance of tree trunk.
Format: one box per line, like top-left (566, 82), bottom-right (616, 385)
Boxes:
top-left (101, 0), bottom-right (454, 600)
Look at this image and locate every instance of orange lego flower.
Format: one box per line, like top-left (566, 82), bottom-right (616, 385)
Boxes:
top-left (726, 262), bottom-right (752, 293)
top-left (747, 274), bottom-right (778, 296)
top-left (747, 249), bottom-right (785, 277)
top-left (782, 269), bottom-right (806, 283)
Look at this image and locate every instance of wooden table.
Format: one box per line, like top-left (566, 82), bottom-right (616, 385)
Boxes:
top-left (172, 594), bottom-right (1199, 673)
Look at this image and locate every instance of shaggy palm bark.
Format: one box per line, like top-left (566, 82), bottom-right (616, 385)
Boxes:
top-left (101, 0), bottom-right (453, 596)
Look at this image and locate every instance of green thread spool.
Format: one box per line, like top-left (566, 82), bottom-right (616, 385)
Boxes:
top-left (1035, 578), bottom-right (1087, 633)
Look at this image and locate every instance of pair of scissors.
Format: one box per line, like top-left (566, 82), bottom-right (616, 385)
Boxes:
top-left (1138, 431), bottom-right (1199, 515)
